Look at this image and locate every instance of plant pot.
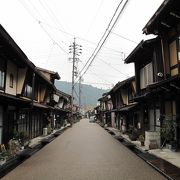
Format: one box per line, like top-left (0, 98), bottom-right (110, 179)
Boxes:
top-left (0, 159), bottom-right (6, 166)
top-left (140, 141), bottom-right (145, 146)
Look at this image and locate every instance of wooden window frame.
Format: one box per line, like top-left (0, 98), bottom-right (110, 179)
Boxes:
top-left (9, 73), bottom-right (14, 88)
top-left (168, 36), bottom-right (180, 76)
top-left (140, 62), bottom-right (153, 89)
top-left (0, 59), bottom-right (5, 90)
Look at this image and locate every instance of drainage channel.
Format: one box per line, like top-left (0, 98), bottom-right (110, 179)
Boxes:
top-left (106, 129), bottom-right (180, 180)
top-left (0, 130), bottom-right (65, 179)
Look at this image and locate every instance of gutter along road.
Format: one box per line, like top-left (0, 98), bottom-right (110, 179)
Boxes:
top-left (2, 119), bottom-right (165, 180)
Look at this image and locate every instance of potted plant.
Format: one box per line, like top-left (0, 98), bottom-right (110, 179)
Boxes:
top-left (13, 131), bottom-right (30, 149)
top-left (160, 115), bottom-right (178, 151)
top-left (128, 127), bottom-right (138, 141)
top-left (139, 134), bottom-right (145, 146)
top-left (0, 155), bottom-right (6, 166)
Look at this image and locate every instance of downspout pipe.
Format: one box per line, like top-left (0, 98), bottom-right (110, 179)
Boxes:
top-left (31, 72), bottom-right (35, 109)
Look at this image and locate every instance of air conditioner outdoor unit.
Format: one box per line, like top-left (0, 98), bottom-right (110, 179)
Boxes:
top-left (157, 72), bottom-right (163, 77)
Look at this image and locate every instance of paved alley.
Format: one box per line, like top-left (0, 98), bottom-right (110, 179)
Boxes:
top-left (2, 119), bottom-right (166, 180)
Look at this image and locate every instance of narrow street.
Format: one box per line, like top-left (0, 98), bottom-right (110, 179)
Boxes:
top-left (2, 119), bottom-right (165, 180)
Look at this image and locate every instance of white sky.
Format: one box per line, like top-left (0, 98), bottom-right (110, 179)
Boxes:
top-left (0, 0), bottom-right (164, 89)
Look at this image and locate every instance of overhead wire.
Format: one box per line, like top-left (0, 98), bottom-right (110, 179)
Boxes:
top-left (38, 0), bottom-right (67, 32)
top-left (71, 0), bottom-right (128, 89)
top-left (79, 0), bottom-right (129, 80)
top-left (39, 22), bottom-right (68, 54)
top-left (38, 0), bottom-right (71, 45)
top-left (79, 61), bottom-right (113, 86)
top-left (76, 0), bottom-right (124, 78)
top-left (86, 71), bottom-right (121, 78)
top-left (19, 0), bottom-right (68, 55)
top-left (83, 82), bottom-right (112, 86)
top-left (20, 0), bottom-right (130, 89)
top-left (19, 0), bottom-right (39, 21)
top-left (27, 0), bottom-right (46, 22)
top-left (86, 0), bottom-right (105, 35)
top-left (110, 31), bottom-right (138, 44)
top-left (40, 21), bottom-right (128, 55)
top-left (97, 57), bottom-right (129, 78)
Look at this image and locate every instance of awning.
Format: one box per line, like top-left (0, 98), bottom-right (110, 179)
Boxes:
top-left (33, 102), bottom-right (54, 110)
top-left (54, 107), bottom-right (71, 113)
top-left (143, 0), bottom-right (180, 35)
top-left (0, 92), bottom-right (31, 106)
top-left (118, 103), bottom-right (138, 112)
top-left (148, 74), bottom-right (180, 89)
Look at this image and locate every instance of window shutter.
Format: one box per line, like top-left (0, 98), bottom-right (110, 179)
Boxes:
top-left (140, 68), bottom-right (145, 89)
top-left (146, 62), bottom-right (153, 86)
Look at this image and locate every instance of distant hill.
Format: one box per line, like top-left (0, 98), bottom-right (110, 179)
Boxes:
top-left (55, 80), bottom-right (108, 106)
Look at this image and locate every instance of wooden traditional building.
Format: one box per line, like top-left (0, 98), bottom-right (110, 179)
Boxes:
top-left (94, 105), bottom-right (100, 122)
top-left (110, 77), bottom-right (137, 131)
top-left (125, 0), bottom-right (180, 148)
top-left (98, 92), bottom-right (113, 127)
top-left (0, 24), bottom-right (72, 146)
top-left (125, 39), bottom-right (163, 147)
top-left (142, 0), bottom-right (180, 148)
top-left (53, 89), bottom-right (71, 128)
top-left (72, 104), bottom-right (81, 123)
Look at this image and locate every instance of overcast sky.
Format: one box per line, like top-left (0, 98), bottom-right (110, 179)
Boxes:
top-left (0, 0), bottom-right (164, 89)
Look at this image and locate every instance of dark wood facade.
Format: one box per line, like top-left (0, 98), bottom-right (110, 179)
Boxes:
top-left (0, 24), bottom-right (71, 146)
top-left (124, 0), bottom-right (180, 148)
top-left (96, 0), bottom-right (180, 149)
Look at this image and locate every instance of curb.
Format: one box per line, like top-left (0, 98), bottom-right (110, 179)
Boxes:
top-left (0, 126), bottom-right (69, 178)
top-left (103, 126), bottom-right (180, 180)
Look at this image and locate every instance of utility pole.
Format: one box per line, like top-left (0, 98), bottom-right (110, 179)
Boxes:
top-left (69, 38), bottom-right (82, 123)
top-left (79, 76), bottom-right (83, 114)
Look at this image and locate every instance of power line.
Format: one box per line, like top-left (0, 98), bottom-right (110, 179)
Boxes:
top-left (38, 0), bottom-right (66, 31)
top-left (40, 21), bottom-right (74, 38)
top-left (83, 82), bottom-right (112, 86)
top-left (27, 0), bottom-right (46, 22)
top-left (41, 21), bottom-right (126, 55)
top-left (39, 22), bottom-right (68, 54)
top-left (80, 0), bottom-right (129, 79)
top-left (86, 71), bottom-right (124, 78)
top-left (77, 0), bottom-right (125, 79)
top-left (19, 0), bottom-right (39, 21)
top-left (97, 57), bottom-right (129, 78)
top-left (110, 31), bottom-right (138, 44)
top-left (86, 0), bottom-right (105, 35)
top-left (73, 0), bottom-right (128, 88)
top-left (82, 46), bottom-right (125, 55)
top-left (86, 71), bottom-right (112, 84)
top-left (19, 0), bottom-right (68, 55)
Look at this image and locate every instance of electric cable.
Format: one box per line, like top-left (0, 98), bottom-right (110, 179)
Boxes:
top-left (80, 0), bottom-right (128, 79)
top-left (77, 0), bottom-right (125, 77)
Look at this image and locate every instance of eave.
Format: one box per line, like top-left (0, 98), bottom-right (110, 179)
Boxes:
top-left (110, 76), bottom-right (135, 93)
top-left (36, 67), bottom-right (61, 80)
top-left (0, 24), bottom-right (35, 69)
top-left (124, 38), bottom-right (158, 64)
top-left (142, 0), bottom-right (180, 35)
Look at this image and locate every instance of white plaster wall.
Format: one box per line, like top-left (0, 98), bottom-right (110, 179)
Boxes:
top-left (121, 89), bottom-right (128, 105)
top-left (53, 94), bottom-right (59, 103)
top-left (5, 60), bottom-right (17, 95)
top-left (39, 86), bottom-right (46, 103)
top-left (58, 99), bottom-right (64, 108)
top-left (17, 68), bottom-right (27, 94)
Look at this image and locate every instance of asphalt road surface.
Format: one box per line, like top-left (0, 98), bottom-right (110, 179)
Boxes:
top-left (2, 119), bottom-right (166, 180)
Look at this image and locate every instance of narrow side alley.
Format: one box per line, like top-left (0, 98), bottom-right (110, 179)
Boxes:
top-left (2, 119), bottom-right (165, 180)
